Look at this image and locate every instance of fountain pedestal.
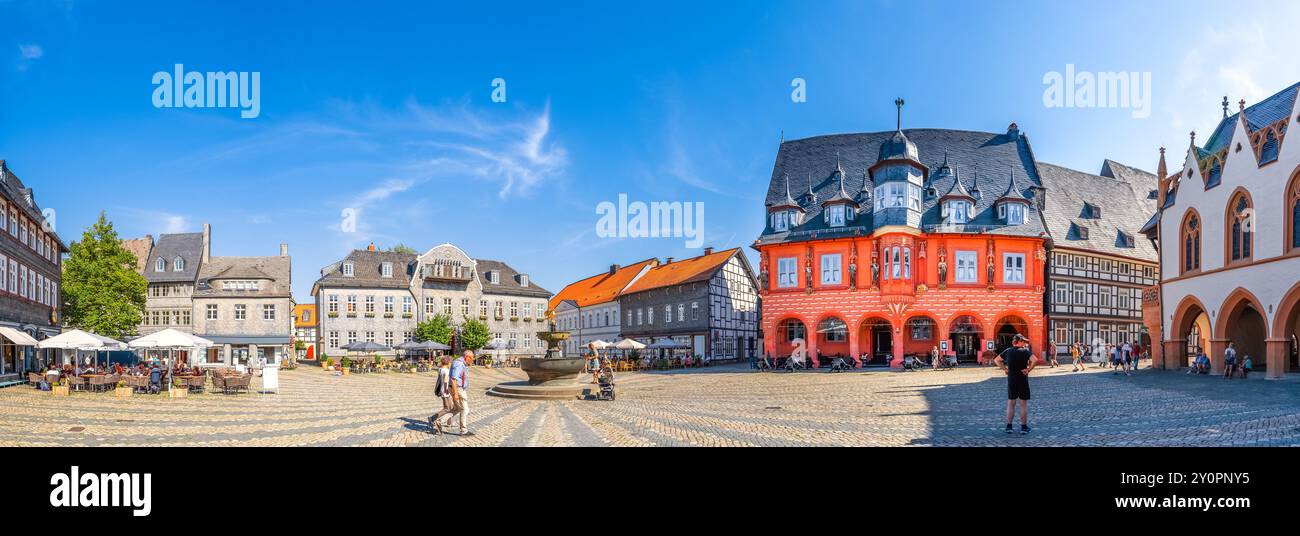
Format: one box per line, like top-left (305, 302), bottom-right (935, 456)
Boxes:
top-left (486, 325), bottom-right (589, 400)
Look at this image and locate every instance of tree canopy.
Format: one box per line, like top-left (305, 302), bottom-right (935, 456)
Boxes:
top-left (414, 314), bottom-right (454, 344)
top-left (61, 212), bottom-right (148, 338)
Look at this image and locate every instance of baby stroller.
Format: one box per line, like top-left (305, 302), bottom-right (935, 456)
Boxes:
top-left (829, 356), bottom-right (854, 372)
top-left (148, 368), bottom-right (162, 395)
top-left (596, 369), bottom-right (616, 401)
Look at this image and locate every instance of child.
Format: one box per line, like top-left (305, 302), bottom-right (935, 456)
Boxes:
top-left (1241, 355), bottom-right (1253, 379)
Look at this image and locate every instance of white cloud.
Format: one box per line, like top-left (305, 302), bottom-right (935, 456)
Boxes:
top-left (162, 214), bottom-right (189, 234)
top-left (16, 44), bottom-right (43, 71)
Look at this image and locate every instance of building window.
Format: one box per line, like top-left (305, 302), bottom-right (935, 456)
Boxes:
top-left (953, 251), bottom-right (976, 283)
top-left (365, 296), bottom-right (375, 313)
top-left (328, 295), bottom-right (339, 313)
top-left (206, 304), bottom-right (218, 320)
top-left (347, 331), bottom-right (357, 344)
top-left (1227, 191), bottom-right (1253, 263)
top-left (820, 254), bottom-right (841, 285)
top-left (772, 210), bottom-right (791, 231)
top-left (777, 257), bottom-right (798, 288)
top-left (365, 331), bottom-right (375, 343)
top-left (944, 201), bottom-right (971, 223)
top-left (664, 305), bottom-right (673, 323)
top-left (480, 300), bottom-right (488, 318)
top-left (637, 309), bottom-right (643, 325)
top-left (174, 257), bottom-right (184, 271)
top-left (384, 296), bottom-right (394, 313)
top-left (1003, 253), bottom-right (1025, 284)
top-left (385, 331), bottom-right (394, 346)
top-left (381, 262), bottom-right (393, 277)
top-left (444, 297), bottom-right (453, 316)
top-left (648, 307), bottom-right (655, 325)
top-left (462, 299), bottom-right (471, 317)
top-left (403, 296), bottom-right (413, 314)
top-left (155, 258), bottom-right (165, 272)
top-left (1182, 211), bottom-right (1201, 274)
top-left (824, 205), bottom-right (846, 227)
top-left (348, 296), bottom-right (358, 313)
top-left (818, 318), bottom-right (847, 342)
top-left (1002, 203), bottom-right (1025, 225)
top-left (342, 262), bottom-right (354, 277)
top-left (263, 304), bottom-right (276, 320)
top-left (1289, 171), bottom-right (1300, 251)
top-left (234, 304), bottom-right (247, 320)
top-left (691, 301), bottom-right (700, 321)
top-left (425, 297), bottom-right (436, 315)
top-left (909, 317), bottom-right (934, 340)
top-left (329, 331), bottom-right (339, 348)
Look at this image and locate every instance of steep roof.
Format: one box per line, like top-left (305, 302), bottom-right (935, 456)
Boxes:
top-left (314, 249), bottom-right (417, 291)
top-left (759, 128), bottom-right (1047, 245)
top-left (548, 258), bottom-right (657, 310)
top-left (476, 259), bottom-right (552, 298)
top-left (120, 236), bottom-right (154, 275)
top-left (622, 248), bottom-right (738, 295)
top-left (1036, 161), bottom-right (1158, 261)
top-left (194, 255), bottom-right (292, 298)
top-left (144, 232), bottom-right (204, 283)
top-left (1202, 82), bottom-right (1299, 155)
top-left (0, 160), bottom-right (68, 251)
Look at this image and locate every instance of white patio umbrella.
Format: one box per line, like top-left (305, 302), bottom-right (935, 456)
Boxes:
top-left (37, 329), bottom-right (127, 367)
top-left (613, 338), bottom-right (646, 350)
top-left (128, 328), bottom-right (214, 366)
top-left (589, 340), bottom-right (611, 349)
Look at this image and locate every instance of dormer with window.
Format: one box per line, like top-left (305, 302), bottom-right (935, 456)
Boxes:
top-left (487, 270), bottom-right (500, 285)
top-left (381, 262), bottom-right (393, 278)
top-left (173, 256), bottom-right (184, 272)
top-left (518, 274), bottom-right (529, 287)
top-left (155, 258), bottom-right (166, 272)
top-left (767, 174), bottom-right (807, 232)
top-left (342, 262), bottom-right (355, 277)
top-left (1116, 230), bottom-right (1135, 248)
top-left (1082, 202), bottom-right (1102, 219)
top-left (938, 165), bottom-right (976, 225)
top-left (820, 166), bottom-right (859, 228)
top-left (996, 174), bottom-right (1031, 225)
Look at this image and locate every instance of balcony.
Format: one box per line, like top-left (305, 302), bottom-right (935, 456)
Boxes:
top-left (420, 263), bottom-right (473, 283)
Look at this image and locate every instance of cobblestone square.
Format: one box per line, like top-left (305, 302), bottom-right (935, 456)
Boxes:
top-left (3, 364), bottom-right (1299, 447)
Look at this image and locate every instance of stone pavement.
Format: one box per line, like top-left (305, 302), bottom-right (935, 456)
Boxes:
top-left (2, 363), bottom-right (1299, 446)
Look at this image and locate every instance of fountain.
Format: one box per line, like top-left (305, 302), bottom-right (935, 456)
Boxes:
top-left (486, 310), bottom-right (589, 400)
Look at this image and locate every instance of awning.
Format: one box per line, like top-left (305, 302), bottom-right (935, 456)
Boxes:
top-left (203, 336), bottom-right (291, 345)
top-left (0, 326), bottom-right (38, 346)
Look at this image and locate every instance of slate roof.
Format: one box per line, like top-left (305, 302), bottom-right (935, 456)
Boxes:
top-left (758, 128), bottom-right (1047, 245)
top-left (1036, 161), bottom-right (1158, 262)
top-left (622, 248), bottom-right (739, 296)
top-left (476, 259), bottom-right (552, 299)
top-left (0, 160), bottom-right (68, 251)
top-left (1202, 82), bottom-right (1299, 155)
top-left (194, 256), bottom-right (292, 298)
top-left (144, 232), bottom-right (204, 283)
top-left (314, 250), bottom-right (417, 291)
top-left (548, 258), bottom-right (658, 310)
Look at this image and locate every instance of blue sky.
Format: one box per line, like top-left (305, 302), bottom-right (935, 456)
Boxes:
top-left (2, 0), bottom-right (1296, 303)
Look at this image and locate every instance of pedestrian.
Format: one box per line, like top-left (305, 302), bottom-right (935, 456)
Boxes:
top-left (1131, 340), bottom-right (1143, 370)
top-left (586, 342), bottom-right (601, 384)
top-left (1047, 339), bottom-right (1059, 368)
top-left (428, 356), bottom-right (455, 435)
top-left (447, 350), bottom-right (475, 436)
top-left (1070, 343), bottom-right (1084, 372)
top-left (1241, 355), bottom-right (1253, 379)
top-left (1223, 342), bottom-right (1238, 379)
top-left (1122, 341), bottom-right (1133, 372)
top-left (931, 345), bottom-right (942, 370)
top-left (995, 334), bottom-right (1035, 435)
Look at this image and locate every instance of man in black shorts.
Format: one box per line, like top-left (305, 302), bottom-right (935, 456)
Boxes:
top-left (995, 334), bottom-right (1035, 435)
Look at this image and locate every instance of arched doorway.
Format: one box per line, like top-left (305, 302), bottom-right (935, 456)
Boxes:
top-left (1216, 290), bottom-right (1268, 370)
top-left (859, 317), bottom-right (893, 366)
top-left (775, 318), bottom-right (807, 359)
top-left (994, 315), bottom-right (1029, 354)
top-left (1277, 282), bottom-right (1300, 372)
top-left (1172, 297), bottom-right (1210, 368)
top-left (948, 315), bottom-right (983, 364)
top-left (815, 317), bottom-right (849, 363)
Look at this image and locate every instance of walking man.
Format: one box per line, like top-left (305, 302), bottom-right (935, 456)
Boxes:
top-left (428, 356), bottom-right (455, 435)
top-left (448, 350), bottom-right (475, 436)
top-left (995, 334), bottom-right (1035, 435)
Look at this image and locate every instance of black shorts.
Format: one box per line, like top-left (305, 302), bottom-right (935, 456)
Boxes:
top-left (1007, 375), bottom-right (1031, 400)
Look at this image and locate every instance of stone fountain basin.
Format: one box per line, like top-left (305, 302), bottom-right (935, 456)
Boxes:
top-left (519, 357), bottom-right (585, 386)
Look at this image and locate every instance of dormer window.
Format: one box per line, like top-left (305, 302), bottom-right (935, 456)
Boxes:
top-left (1083, 203), bottom-right (1101, 219)
top-left (488, 270), bottom-right (500, 284)
top-left (943, 200), bottom-right (973, 224)
top-left (381, 262), bottom-right (393, 278)
top-left (1071, 223), bottom-right (1090, 240)
top-left (999, 203), bottom-right (1026, 225)
top-left (824, 205), bottom-right (847, 227)
top-left (173, 257), bottom-right (184, 271)
top-left (773, 210), bottom-right (790, 231)
top-left (519, 274), bottom-right (529, 287)
top-left (342, 262), bottom-right (354, 277)
top-left (1117, 231), bottom-right (1135, 248)
top-left (155, 258), bottom-right (166, 272)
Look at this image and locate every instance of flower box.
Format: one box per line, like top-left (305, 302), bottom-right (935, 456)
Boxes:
top-left (509, 317), bottom-right (519, 322)
top-left (523, 317), bottom-right (532, 322)
top-left (479, 315), bottom-right (488, 320)
top-left (384, 313), bottom-right (395, 318)
top-left (402, 313), bottom-right (414, 319)
top-left (328, 312), bottom-right (339, 318)
top-left (365, 313), bottom-right (376, 318)
top-left (115, 387), bottom-right (133, 398)
top-left (346, 313), bottom-right (357, 318)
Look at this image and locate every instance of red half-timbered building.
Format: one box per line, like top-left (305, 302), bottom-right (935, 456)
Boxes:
top-left (754, 108), bottom-right (1049, 368)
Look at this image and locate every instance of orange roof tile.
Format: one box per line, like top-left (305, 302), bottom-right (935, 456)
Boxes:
top-left (622, 248), bottom-right (738, 295)
top-left (549, 258), bottom-right (658, 310)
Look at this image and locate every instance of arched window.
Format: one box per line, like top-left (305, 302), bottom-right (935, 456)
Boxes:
top-left (1182, 211), bottom-right (1200, 274)
top-left (1227, 191), bottom-right (1253, 263)
top-left (1289, 170), bottom-right (1300, 252)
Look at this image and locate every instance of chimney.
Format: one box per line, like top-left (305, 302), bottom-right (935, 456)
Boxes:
top-left (280, 243), bottom-right (289, 257)
top-left (201, 223), bottom-right (211, 264)
top-left (665, 257), bottom-right (674, 264)
top-left (1007, 122), bottom-right (1020, 138)
top-left (608, 264), bottom-right (620, 276)
top-left (367, 242), bottom-right (376, 252)
top-left (703, 247), bottom-right (714, 256)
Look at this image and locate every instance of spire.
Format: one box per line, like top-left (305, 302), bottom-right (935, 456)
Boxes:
top-left (940, 165), bottom-right (974, 201)
top-left (1157, 147), bottom-right (1167, 179)
top-left (1222, 96), bottom-right (1229, 118)
top-left (772, 173), bottom-right (803, 211)
top-left (1001, 169), bottom-right (1028, 201)
top-left (894, 97), bottom-right (905, 131)
top-left (1156, 147), bottom-right (1170, 208)
top-left (1189, 131), bottom-right (1196, 148)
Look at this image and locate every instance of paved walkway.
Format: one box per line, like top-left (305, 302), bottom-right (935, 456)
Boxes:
top-left (2, 364), bottom-right (1299, 446)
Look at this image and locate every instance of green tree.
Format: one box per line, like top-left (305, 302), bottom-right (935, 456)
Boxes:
top-left (459, 319), bottom-right (491, 351)
top-left (388, 244), bottom-right (418, 254)
top-left (61, 212), bottom-right (148, 338)
top-left (414, 314), bottom-right (454, 344)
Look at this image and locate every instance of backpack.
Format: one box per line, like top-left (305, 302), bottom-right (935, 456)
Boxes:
top-left (434, 369), bottom-right (446, 396)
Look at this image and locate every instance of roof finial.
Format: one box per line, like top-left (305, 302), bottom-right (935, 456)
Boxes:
top-left (894, 97), bottom-right (905, 131)
top-left (1239, 98), bottom-right (1246, 113)
top-left (1190, 130), bottom-right (1196, 147)
top-left (1222, 96), bottom-right (1229, 118)
top-left (780, 130), bottom-right (784, 143)
top-left (1157, 147), bottom-right (1167, 179)
top-left (942, 151), bottom-right (949, 168)
top-left (784, 173), bottom-right (792, 198)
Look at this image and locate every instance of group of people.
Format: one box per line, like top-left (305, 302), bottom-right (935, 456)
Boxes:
top-left (1187, 342), bottom-right (1254, 378)
top-left (41, 361), bottom-right (174, 380)
top-left (1059, 340), bottom-right (1144, 374)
